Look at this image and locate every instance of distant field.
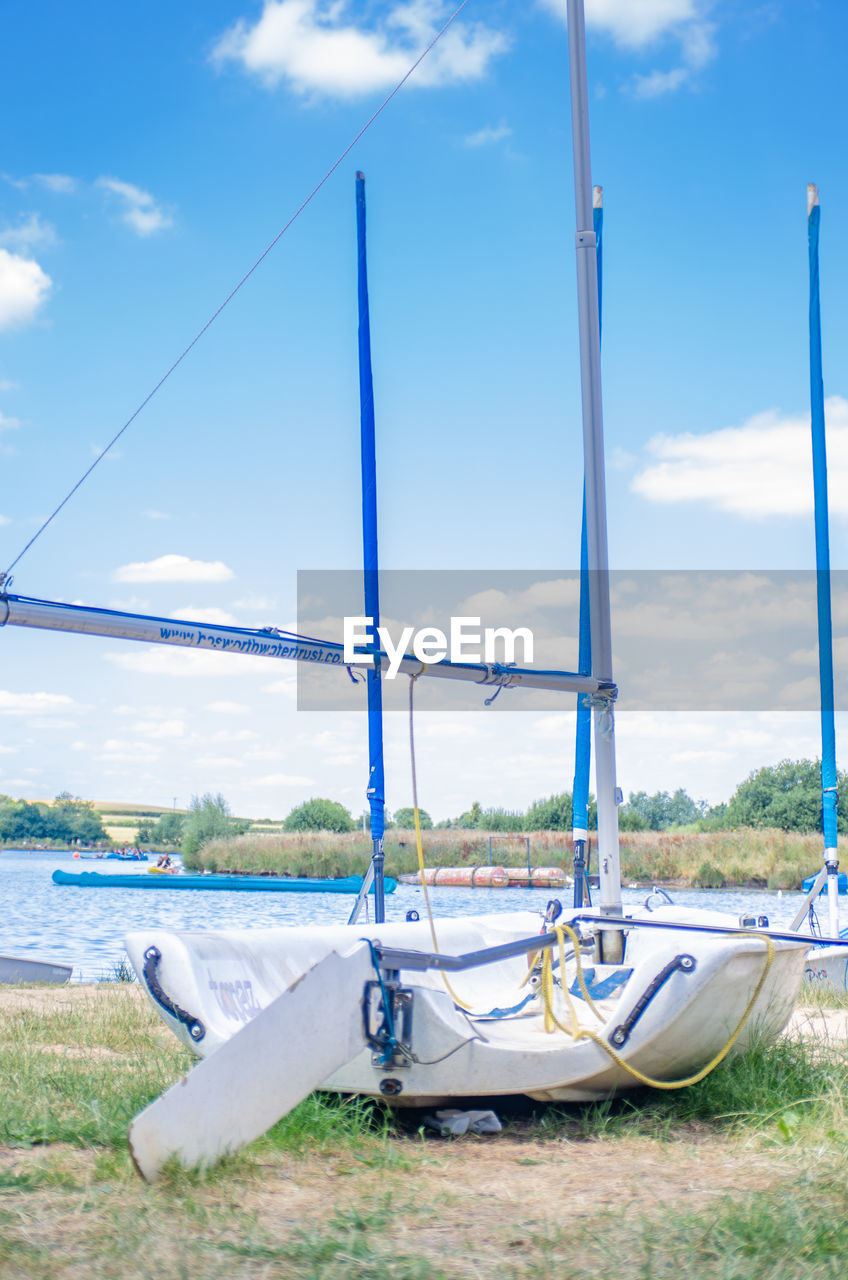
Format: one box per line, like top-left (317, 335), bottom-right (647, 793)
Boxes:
top-left (94, 802), bottom-right (187, 818)
top-left (92, 801), bottom-right (280, 843)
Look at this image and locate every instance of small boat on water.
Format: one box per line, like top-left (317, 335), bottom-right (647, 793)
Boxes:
top-left (74, 850), bottom-right (148, 861)
top-left (52, 868), bottom-right (396, 894)
top-left (0, 953), bottom-right (72, 984)
top-left (803, 871), bottom-right (848, 894)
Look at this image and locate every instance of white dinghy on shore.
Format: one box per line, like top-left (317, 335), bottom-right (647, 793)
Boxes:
top-left (120, 0), bottom-right (808, 1177)
top-left (0, 0), bottom-right (817, 1181)
top-left (125, 906), bottom-right (807, 1181)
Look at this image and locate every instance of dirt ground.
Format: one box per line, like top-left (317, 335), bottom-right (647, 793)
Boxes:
top-left (0, 984), bottom-right (843, 1278)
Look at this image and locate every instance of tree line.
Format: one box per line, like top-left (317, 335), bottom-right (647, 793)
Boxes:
top-left (3, 759), bottom-right (846, 848)
top-left (275, 759), bottom-right (848, 836)
top-left (0, 793), bottom-right (107, 844)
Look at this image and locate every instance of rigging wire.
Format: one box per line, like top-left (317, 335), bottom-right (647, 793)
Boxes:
top-left (1, 0), bottom-right (473, 585)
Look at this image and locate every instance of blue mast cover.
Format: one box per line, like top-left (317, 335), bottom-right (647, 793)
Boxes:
top-left (808, 195), bottom-right (838, 853)
top-left (572, 197), bottom-right (603, 843)
top-left (356, 173), bottom-right (385, 844)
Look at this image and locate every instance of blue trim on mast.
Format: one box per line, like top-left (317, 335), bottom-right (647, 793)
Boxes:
top-left (572, 198), bottom-right (602, 907)
top-left (356, 172), bottom-right (386, 919)
top-left (808, 197), bottom-right (839, 857)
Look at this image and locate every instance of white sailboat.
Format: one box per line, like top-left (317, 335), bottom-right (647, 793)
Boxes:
top-left (0, 2), bottom-right (820, 1180)
top-left (117, 0), bottom-right (814, 1179)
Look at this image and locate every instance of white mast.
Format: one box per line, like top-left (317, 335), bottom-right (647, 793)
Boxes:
top-left (566, 0), bottom-right (623, 939)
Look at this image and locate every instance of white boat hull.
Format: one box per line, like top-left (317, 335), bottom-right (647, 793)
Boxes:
top-left (0, 954), bottom-right (72, 984)
top-left (126, 907), bottom-right (807, 1108)
top-left (804, 943), bottom-right (848, 993)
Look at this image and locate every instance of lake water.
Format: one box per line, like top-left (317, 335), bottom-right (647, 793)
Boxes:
top-left (0, 848), bottom-right (823, 981)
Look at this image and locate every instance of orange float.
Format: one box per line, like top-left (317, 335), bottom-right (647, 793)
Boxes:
top-left (406, 865), bottom-right (511, 888)
top-left (503, 867), bottom-right (569, 888)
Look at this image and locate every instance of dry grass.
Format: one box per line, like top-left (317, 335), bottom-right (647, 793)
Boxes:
top-left (186, 826), bottom-right (836, 890)
top-left (1, 984), bottom-right (848, 1278)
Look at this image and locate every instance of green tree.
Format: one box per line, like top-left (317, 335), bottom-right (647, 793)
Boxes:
top-left (525, 793), bottom-right (573, 831)
top-left (283, 798), bottom-right (355, 833)
top-left (477, 807), bottom-right (525, 832)
top-left (49, 792), bottom-right (107, 843)
top-left (181, 793), bottom-right (245, 854)
top-left (455, 801), bottom-right (483, 829)
top-left (0, 798), bottom-right (49, 842)
top-left (725, 759), bottom-right (848, 833)
top-left (392, 807), bottom-right (432, 830)
top-left (137, 811), bottom-right (184, 847)
top-left (618, 805), bottom-right (649, 832)
top-left (0, 793), bottom-right (106, 844)
top-left (621, 788), bottom-right (705, 832)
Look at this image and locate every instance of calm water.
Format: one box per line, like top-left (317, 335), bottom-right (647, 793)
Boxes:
top-left (0, 848), bottom-right (820, 982)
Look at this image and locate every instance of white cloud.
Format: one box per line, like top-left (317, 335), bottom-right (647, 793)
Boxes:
top-left (96, 739), bottom-right (162, 763)
top-left (205, 701), bottom-right (250, 714)
top-left (254, 772), bottom-right (314, 786)
top-left (133, 719), bottom-right (186, 739)
top-left (630, 21), bottom-right (715, 98)
top-left (212, 0), bottom-right (508, 98)
top-left (32, 173), bottom-right (76, 194)
top-left (263, 676), bottom-right (297, 696)
top-left (4, 173), bottom-right (76, 194)
top-left (631, 65), bottom-right (689, 98)
top-left (464, 122), bottom-right (513, 147)
top-left (112, 554), bottom-right (235, 583)
top-left (108, 596), bottom-right (152, 614)
top-left (233, 595), bottom-right (278, 612)
top-left (0, 691), bottom-right (76, 715)
top-left (0, 515), bottom-right (10, 526)
top-left (540, 0), bottom-right (698, 47)
top-left (0, 248), bottom-right (52, 329)
top-left (0, 214), bottom-right (57, 252)
top-left (540, 0), bottom-right (716, 98)
top-left (194, 755), bottom-right (247, 770)
top-left (96, 177), bottom-right (173, 237)
top-left (104, 647), bottom-right (277, 678)
top-left (144, 509), bottom-right (170, 521)
top-left (0, 412), bottom-right (19, 432)
top-left (171, 606), bottom-right (238, 625)
top-left (210, 728), bottom-right (257, 742)
top-left (631, 397), bottom-right (848, 518)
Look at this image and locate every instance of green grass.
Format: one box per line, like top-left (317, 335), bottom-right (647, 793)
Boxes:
top-left (0, 990), bottom-right (192, 1147)
top-left (532, 1032), bottom-right (848, 1145)
top-left (2, 986), bottom-right (848, 1279)
top-left (520, 1174), bottom-right (848, 1280)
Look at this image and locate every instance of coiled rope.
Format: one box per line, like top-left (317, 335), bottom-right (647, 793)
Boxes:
top-left (539, 922), bottom-right (777, 1090)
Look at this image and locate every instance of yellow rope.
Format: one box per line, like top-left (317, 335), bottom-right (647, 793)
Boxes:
top-left (539, 923), bottom-right (776, 1090)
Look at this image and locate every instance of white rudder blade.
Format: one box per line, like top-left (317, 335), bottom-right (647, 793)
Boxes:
top-left (129, 942), bottom-right (374, 1181)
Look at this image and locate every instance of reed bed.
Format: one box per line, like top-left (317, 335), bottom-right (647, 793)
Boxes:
top-left (185, 826), bottom-right (836, 890)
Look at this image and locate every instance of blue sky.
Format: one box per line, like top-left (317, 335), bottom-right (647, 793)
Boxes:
top-left (0, 0), bottom-right (846, 823)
